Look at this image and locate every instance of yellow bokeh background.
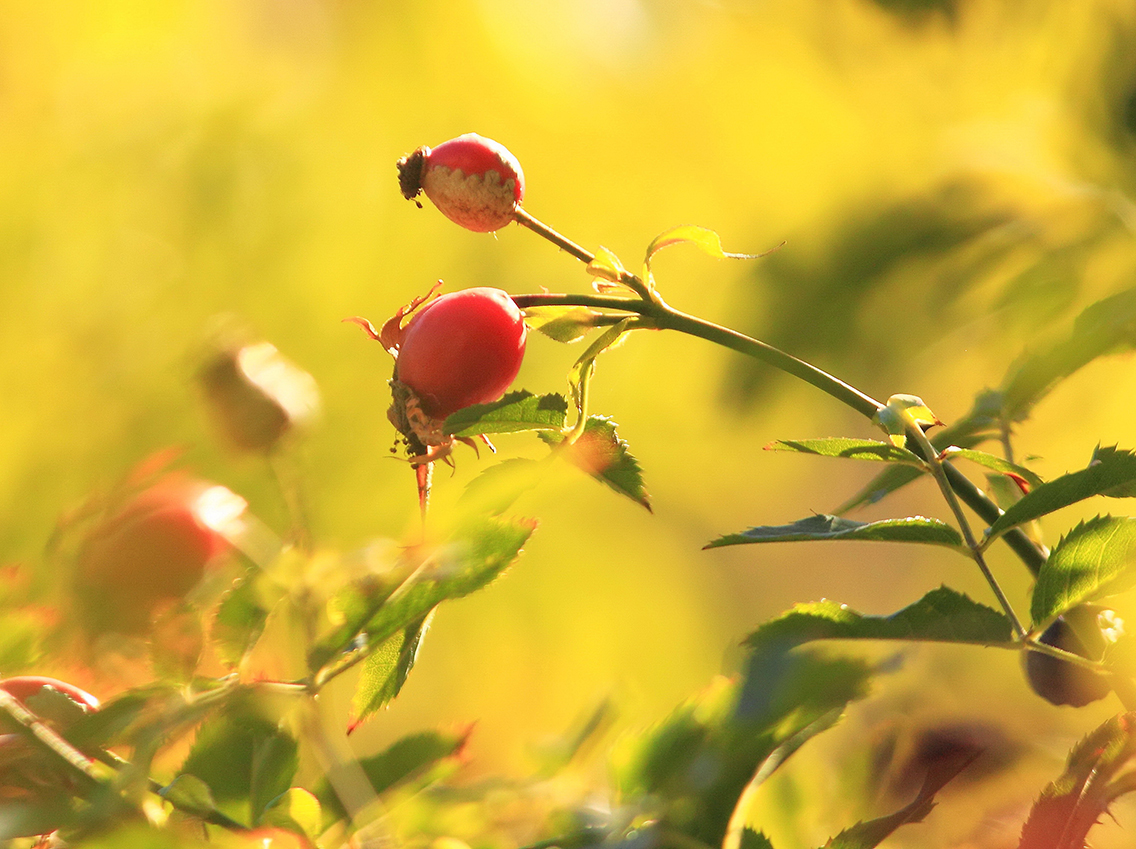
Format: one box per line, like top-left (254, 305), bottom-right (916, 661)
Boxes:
top-left (4, 0), bottom-right (1136, 844)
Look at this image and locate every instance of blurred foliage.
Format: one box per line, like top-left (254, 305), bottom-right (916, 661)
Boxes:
top-left (4, 0), bottom-right (1136, 846)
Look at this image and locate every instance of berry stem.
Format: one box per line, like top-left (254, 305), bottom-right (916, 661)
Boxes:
top-left (511, 290), bottom-right (1046, 607)
top-left (513, 209), bottom-right (656, 301)
top-left (907, 426), bottom-right (1026, 639)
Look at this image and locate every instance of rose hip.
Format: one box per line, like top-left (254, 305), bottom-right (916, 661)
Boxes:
top-left (398, 134), bottom-right (525, 233)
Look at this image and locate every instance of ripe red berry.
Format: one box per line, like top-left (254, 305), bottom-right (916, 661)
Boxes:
top-left (395, 287), bottom-right (527, 419)
top-left (74, 475), bottom-right (246, 633)
top-left (398, 134), bottom-right (525, 233)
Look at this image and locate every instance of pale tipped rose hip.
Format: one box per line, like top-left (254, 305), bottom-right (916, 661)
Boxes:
top-left (398, 134), bottom-right (525, 233)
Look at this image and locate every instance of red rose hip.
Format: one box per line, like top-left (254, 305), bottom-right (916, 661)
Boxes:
top-left (74, 474), bottom-right (246, 633)
top-left (398, 134), bottom-right (525, 233)
top-left (0, 676), bottom-right (99, 716)
top-left (395, 287), bottom-right (527, 418)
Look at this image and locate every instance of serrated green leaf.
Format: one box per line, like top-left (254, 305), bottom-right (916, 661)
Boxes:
top-left (443, 391), bottom-right (568, 437)
top-left (986, 447), bottom-right (1136, 543)
top-left (618, 653), bottom-right (870, 849)
top-left (316, 729), bottom-right (469, 825)
top-left (821, 745), bottom-right (976, 848)
top-left (522, 305), bottom-right (600, 343)
top-left (313, 517), bottom-right (536, 696)
top-left (706, 514), bottom-right (964, 551)
top-left (68, 688), bottom-right (169, 750)
top-left (940, 447), bottom-right (1044, 489)
top-left (745, 587), bottom-right (1014, 653)
top-left (1093, 444), bottom-right (1136, 496)
top-left (350, 613), bottom-right (432, 729)
top-left (258, 788), bottom-right (322, 838)
top-left (540, 416), bottom-right (650, 510)
top-left (765, 438), bottom-right (924, 465)
top-left (306, 546), bottom-right (406, 674)
top-left (1030, 516), bottom-right (1136, 626)
top-left (740, 829), bottom-right (776, 849)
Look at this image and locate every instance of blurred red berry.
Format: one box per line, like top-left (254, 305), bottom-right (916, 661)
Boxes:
top-left (398, 134), bottom-right (525, 232)
top-left (74, 475), bottom-right (246, 633)
top-left (0, 676), bottom-right (99, 716)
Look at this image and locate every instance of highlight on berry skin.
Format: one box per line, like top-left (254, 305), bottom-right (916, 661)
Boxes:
top-left (397, 134), bottom-right (525, 233)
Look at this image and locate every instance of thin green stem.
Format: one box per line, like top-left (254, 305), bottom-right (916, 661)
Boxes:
top-left (939, 462), bottom-right (1047, 576)
top-left (908, 428), bottom-right (1026, 639)
top-left (514, 209), bottom-right (657, 302)
top-left (510, 213), bottom-right (1054, 640)
top-left (513, 292), bottom-right (883, 420)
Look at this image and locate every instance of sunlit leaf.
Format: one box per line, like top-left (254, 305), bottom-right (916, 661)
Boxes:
top-left (740, 829), bottom-right (776, 849)
top-left (939, 447), bottom-right (1043, 489)
top-left (349, 613), bottom-right (432, 730)
top-left (986, 447), bottom-right (1136, 543)
top-left (1030, 516), bottom-right (1136, 627)
top-left (181, 710), bottom-right (297, 806)
top-left (618, 653), bottom-right (870, 848)
top-left (444, 391), bottom-right (568, 437)
top-left (1093, 444), bottom-right (1136, 496)
top-left (644, 225), bottom-right (775, 268)
top-left (586, 245), bottom-right (629, 283)
top-left (250, 729), bottom-right (300, 823)
top-left (314, 516), bottom-right (537, 704)
top-left (706, 514), bottom-right (964, 551)
top-left (745, 587), bottom-right (1014, 653)
top-left (522, 305), bottom-right (600, 343)
top-left (540, 416), bottom-right (650, 510)
top-left (765, 438), bottom-right (924, 465)
top-left (160, 773), bottom-right (219, 819)
top-left (258, 788), bottom-right (322, 839)
top-left (316, 728), bottom-right (469, 825)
